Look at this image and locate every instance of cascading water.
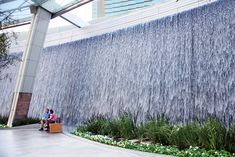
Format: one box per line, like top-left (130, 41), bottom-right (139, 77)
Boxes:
top-left (0, 53), bottom-right (21, 116)
top-left (1, 0), bottom-right (235, 126)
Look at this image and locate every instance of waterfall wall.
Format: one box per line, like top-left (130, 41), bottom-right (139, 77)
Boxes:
top-left (1, 0), bottom-right (234, 126)
top-left (28, 0), bottom-right (235, 126)
top-left (0, 53), bottom-right (21, 116)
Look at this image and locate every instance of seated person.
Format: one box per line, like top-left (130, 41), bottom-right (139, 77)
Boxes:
top-left (45, 109), bottom-right (56, 131)
top-left (39, 108), bottom-right (50, 131)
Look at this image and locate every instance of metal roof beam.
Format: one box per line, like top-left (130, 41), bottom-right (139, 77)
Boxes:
top-left (0, 0), bottom-right (17, 5)
top-left (51, 0), bottom-right (93, 18)
top-left (60, 12), bottom-right (89, 28)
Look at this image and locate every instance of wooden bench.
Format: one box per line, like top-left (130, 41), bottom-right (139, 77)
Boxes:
top-left (49, 118), bottom-right (62, 133)
top-left (49, 123), bottom-right (62, 133)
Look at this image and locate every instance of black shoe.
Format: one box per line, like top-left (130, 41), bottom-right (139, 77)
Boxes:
top-left (39, 128), bottom-right (43, 131)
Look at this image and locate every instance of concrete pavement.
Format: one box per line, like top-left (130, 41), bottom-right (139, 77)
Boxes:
top-left (0, 125), bottom-right (172, 157)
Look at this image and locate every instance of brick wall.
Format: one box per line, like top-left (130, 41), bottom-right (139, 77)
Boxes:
top-left (15, 93), bottom-right (32, 119)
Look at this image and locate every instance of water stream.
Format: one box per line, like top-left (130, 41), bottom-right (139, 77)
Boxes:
top-left (1, 0), bottom-right (234, 126)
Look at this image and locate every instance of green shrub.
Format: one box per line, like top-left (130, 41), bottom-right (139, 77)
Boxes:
top-left (176, 146), bottom-right (232, 157)
top-left (76, 115), bottom-right (235, 154)
top-left (0, 115), bottom-right (8, 125)
top-left (79, 114), bottom-right (137, 139)
top-left (199, 118), bottom-right (226, 150)
top-left (73, 131), bottom-right (234, 157)
top-left (78, 116), bottom-right (109, 134)
top-left (170, 122), bottom-right (201, 149)
top-left (106, 120), bottom-right (119, 138)
top-left (77, 115), bottom-right (120, 137)
top-left (115, 115), bottom-right (137, 139)
top-left (12, 117), bottom-right (40, 126)
top-left (0, 124), bottom-right (8, 128)
top-left (169, 119), bottom-right (229, 151)
top-left (0, 116), bottom-right (40, 126)
top-left (225, 125), bottom-right (235, 153)
top-left (138, 118), bottom-right (172, 145)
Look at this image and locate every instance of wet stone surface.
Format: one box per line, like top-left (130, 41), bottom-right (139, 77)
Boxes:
top-left (0, 125), bottom-right (172, 157)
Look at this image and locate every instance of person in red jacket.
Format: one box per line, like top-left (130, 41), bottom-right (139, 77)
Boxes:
top-left (45, 109), bottom-right (56, 131)
top-left (48, 109), bottom-right (56, 122)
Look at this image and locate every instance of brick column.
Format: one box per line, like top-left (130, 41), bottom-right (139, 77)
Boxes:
top-left (14, 93), bottom-right (32, 119)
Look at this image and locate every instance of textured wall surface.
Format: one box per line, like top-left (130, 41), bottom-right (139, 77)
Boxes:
top-left (28, 0), bottom-right (235, 126)
top-left (15, 93), bottom-right (32, 119)
top-left (1, 0), bottom-right (234, 126)
top-left (27, 0), bottom-right (235, 126)
top-left (0, 54), bottom-right (21, 116)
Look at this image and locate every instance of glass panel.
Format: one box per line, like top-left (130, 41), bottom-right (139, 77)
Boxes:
top-left (40, 0), bottom-right (82, 13)
top-left (1, 0), bottom-right (166, 28)
top-left (0, 0), bottom-right (35, 26)
top-left (0, 0), bottom-right (85, 27)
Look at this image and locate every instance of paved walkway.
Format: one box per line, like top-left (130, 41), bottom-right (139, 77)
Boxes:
top-left (0, 125), bottom-right (172, 157)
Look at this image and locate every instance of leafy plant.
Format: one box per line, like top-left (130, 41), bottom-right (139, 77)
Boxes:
top-left (115, 115), bottom-right (137, 139)
top-left (199, 118), bottom-right (226, 150)
top-left (170, 122), bottom-right (201, 149)
top-left (72, 131), bottom-right (234, 157)
top-left (12, 117), bottom-right (40, 126)
top-left (78, 114), bottom-right (137, 139)
top-left (76, 115), bottom-right (235, 154)
top-left (0, 124), bottom-right (8, 128)
top-left (0, 12), bottom-right (19, 79)
top-left (225, 125), bottom-right (235, 153)
top-left (0, 115), bottom-right (8, 125)
top-left (77, 115), bottom-right (113, 135)
top-left (0, 116), bottom-right (40, 126)
top-left (138, 118), bottom-right (172, 145)
top-left (0, 32), bottom-right (18, 77)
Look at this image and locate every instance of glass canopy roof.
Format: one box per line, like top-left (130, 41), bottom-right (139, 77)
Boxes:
top-left (0, 0), bottom-right (90, 28)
